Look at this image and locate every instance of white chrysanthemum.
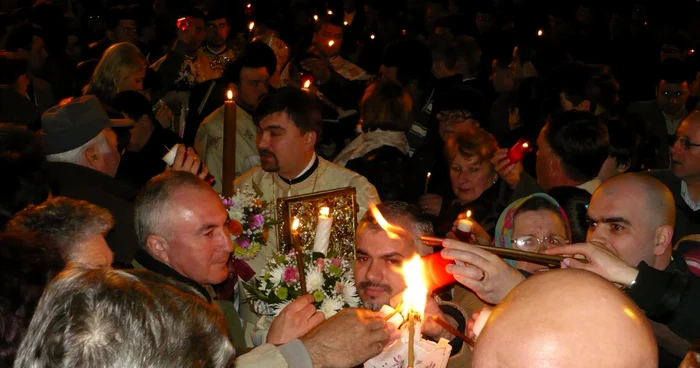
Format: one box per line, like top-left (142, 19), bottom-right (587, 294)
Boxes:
top-left (272, 301), bottom-right (291, 316)
top-left (269, 265), bottom-right (285, 285)
top-left (341, 278), bottom-right (361, 307)
top-left (306, 267), bottom-right (324, 292)
top-left (320, 296), bottom-right (345, 319)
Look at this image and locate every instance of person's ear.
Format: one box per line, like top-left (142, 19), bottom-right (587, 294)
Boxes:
top-left (304, 131), bottom-right (317, 150)
top-left (83, 144), bottom-right (102, 170)
top-left (146, 234), bottom-right (170, 264)
top-left (653, 225), bottom-right (674, 257)
top-left (616, 159), bottom-right (632, 174)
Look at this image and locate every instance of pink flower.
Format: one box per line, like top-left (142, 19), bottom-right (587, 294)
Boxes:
top-left (330, 258), bottom-right (342, 267)
top-left (316, 258), bottom-right (325, 271)
top-left (334, 281), bottom-right (343, 294)
top-left (284, 267), bottom-right (299, 284)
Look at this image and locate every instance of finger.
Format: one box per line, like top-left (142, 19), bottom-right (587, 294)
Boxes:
top-left (446, 263), bottom-right (484, 280)
top-left (441, 241), bottom-right (493, 265)
top-left (307, 311), bottom-right (325, 327)
top-left (544, 244), bottom-right (590, 256)
top-left (454, 274), bottom-right (487, 293)
top-left (561, 257), bottom-right (588, 270)
top-left (173, 144), bottom-right (186, 167)
top-left (198, 163), bottom-right (209, 180)
top-left (181, 147), bottom-right (196, 170)
top-left (298, 303), bottom-right (318, 320)
top-left (366, 317), bottom-right (388, 332)
top-left (288, 294), bottom-right (316, 311)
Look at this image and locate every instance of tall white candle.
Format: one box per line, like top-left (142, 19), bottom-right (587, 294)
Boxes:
top-left (162, 144), bottom-right (179, 165)
top-left (312, 207), bottom-right (333, 255)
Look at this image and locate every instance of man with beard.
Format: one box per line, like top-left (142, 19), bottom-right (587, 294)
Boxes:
top-left (354, 201), bottom-right (469, 362)
top-left (195, 52), bottom-right (271, 193)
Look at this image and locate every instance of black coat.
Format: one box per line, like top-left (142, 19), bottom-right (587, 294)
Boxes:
top-left (49, 162), bottom-right (139, 265)
top-left (345, 145), bottom-right (411, 202)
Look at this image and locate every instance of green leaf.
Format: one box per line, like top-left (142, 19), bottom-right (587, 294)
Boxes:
top-left (313, 290), bottom-right (324, 303)
top-left (276, 287), bottom-right (288, 300)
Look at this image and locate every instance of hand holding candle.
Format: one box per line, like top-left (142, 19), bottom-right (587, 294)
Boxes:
top-left (506, 138), bottom-right (533, 165)
top-left (312, 206), bottom-right (333, 255)
top-left (162, 144), bottom-right (216, 186)
top-left (455, 210), bottom-right (473, 242)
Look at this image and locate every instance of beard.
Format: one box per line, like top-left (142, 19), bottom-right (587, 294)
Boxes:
top-left (358, 281), bottom-right (392, 311)
top-left (258, 149), bottom-right (280, 172)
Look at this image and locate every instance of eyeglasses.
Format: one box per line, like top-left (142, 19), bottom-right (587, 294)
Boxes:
top-left (674, 136), bottom-right (700, 150)
top-left (511, 235), bottom-right (569, 252)
top-left (436, 111), bottom-right (473, 124)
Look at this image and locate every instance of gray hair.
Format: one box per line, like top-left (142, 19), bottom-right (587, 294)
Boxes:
top-left (5, 197), bottom-right (114, 262)
top-left (134, 171), bottom-right (211, 249)
top-left (357, 201), bottom-right (433, 248)
top-left (14, 267), bottom-right (235, 368)
top-left (45, 129), bottom-right (112, 167)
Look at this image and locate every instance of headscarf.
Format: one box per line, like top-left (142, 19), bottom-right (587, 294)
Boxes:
top-left (494, 193), bottom-right (572, 267)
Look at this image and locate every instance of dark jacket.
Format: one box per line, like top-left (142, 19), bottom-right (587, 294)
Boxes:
top-left (48, 162), bottom-right (139, 264)
top-left (345, 145), bottom-right (411, 201)
top-left (407, 140), bottom-right (454, 205)
top-left (0, 88), bottom-right (41, 127)
top-left (647, 170), bottom-right (700, 251)
top-left (435, 180), bottom-right (510, 238)
top-left (625, 257), bottom-right (700, 368)
top-left (133, 249), bottom-right (247, 348)
top-left (116, 127), bottom-right (183, 189)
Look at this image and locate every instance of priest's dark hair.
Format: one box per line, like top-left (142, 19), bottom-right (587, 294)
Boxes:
top-left (253, 87), bottom-right (323, 138)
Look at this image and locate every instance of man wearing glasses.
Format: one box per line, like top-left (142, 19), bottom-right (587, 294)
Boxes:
top-left (649, 111), bottom-right (700, 247)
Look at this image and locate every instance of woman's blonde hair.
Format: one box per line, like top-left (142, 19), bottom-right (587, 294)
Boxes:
top-left (83, 42), bottom-right (147, 102)
top-left (360, 80), bottom-right (413, 133)
top-left (444, 126), bottom-right (499, 165)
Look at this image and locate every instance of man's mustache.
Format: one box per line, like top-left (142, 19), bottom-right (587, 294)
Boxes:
top-left (258, 149), bottom-right (277, 159)
top-left (358, 281), bottom-right (392, 293)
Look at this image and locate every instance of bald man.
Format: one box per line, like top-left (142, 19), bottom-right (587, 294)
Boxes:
top-left (549, 173), bottom-right (700, 367)
top-left (473, 269), bottom-right (657, 368)
top-left (648, 111), bottom-right (700, 251)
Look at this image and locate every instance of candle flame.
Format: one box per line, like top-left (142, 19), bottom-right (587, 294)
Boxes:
top-left (313, 14), bottom-right (318, 21)
top-left (537, 29), bottom-right (543, 36)
top-left (369, 204), bottom-right (404, 240)
top-left (227, 90), bottom-right (233, 100)
top-left (303, 79), bottom-right (311, 88)
top-left (327, 10), bottom-right (333, 15)
top-left (522, 142), bottom-right (529, 148)
top-left (370, 34), bottom-right (375, 40)
top-left (248, 22), bottom-right (255, 31)
top-left (344, 21), bottom-right (348, 26)
top-left (427, 172), bottom-right (431, 179)
top-left (466, 210), bottom-right (472, 218)
top-left (247, 3), bottom-right (251, 8)
top-left (402, 255), bottom-right (428, 319)
top-left (328, 40), bottom-right (334, 47)
top-left (319, 206), bottom-right (330, 217)
top-left (292, 217), bottom-right (300, 232)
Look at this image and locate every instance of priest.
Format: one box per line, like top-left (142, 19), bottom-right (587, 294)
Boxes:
top-left (234, 87), bottom-right (380, 274)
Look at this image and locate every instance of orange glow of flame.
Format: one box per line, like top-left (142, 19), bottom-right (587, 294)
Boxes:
top-left (247, 3), bottom-right (251, 8)
top-left (328, 40), bottom-right (335, 47)
top-left (327, 10), bottom-right (333, 15)
top-left (303, 80), bottom-right (311, 89)
top-left (537, 29), bottom-right (543, 36)
top-left (401, 255), bottom-right (428, 319)
top-left (292, 217), bottom-right (300, 232)
top-left (248, 22), bottom-right (255, 31)
top-left (466, 210), bottom-right (472, 218)
top-left (370, 204), bottom-right (404, 240)
top-left (227, 90), bottom-right (233, 100)
top-left (313, 14), bottom-right (319, 21)
top-left (522, 142), bottom-right (529, 149)
top-left (370, 34), bottom-right (376, 40)
top-left (319, 206), bottom-right (330, 218)
top-left (344, 21), bottom-right (348, 26)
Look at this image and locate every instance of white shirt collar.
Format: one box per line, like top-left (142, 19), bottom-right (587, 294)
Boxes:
top-left (681, 181), bottom-right (700, 211)
top-left (295, 153), bottom-right (317, 179)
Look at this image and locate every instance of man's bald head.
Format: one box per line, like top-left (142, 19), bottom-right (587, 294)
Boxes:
top-left (473, 269), bottom-right (657, 368)
top-left (596, 173), bottom-right (675, 228)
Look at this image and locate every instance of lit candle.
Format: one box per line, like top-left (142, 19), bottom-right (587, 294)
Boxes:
top-left (301, 79), bottom-right (311, 92)
top-left (248, 22), bottom-right (255, 40)
top-left (162, 144), bottom-right (216, 187)
top-left (370, 34), bottom-right (375, 40)
top-left (344, 21), bottom-right (348, 26)
top-left (312, 207), bottom-right (333, 255)
top-left (291, 217), bottom-right (307, 295)
top-left (222, 90), bottom-right (237, 197)
top-left (313, 14), bottom-right (318, 21)
top-left (328, 40), bottom-right (334, 47)
top-left (246, 3), bottom-right (251, 8)
top-left (379, 304), bottom-right (405, 329)
top-left (506, 138), bottom-right (533, 164)
top-left (537, 29), bottom-right (543, 36)
top-left (327, 9), bottom-right (333, 15)
top-left (455, 210), bottom-right (473, 242)
top-left (424, 172), bottom-right (431, 194)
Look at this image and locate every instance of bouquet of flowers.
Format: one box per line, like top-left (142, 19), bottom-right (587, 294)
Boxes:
top-left (221, 185), bottom-right (276, 261)
top-left (243, 249), bottom-right (361, 319)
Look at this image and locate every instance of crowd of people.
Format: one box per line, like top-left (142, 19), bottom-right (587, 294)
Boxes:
top-left (2, 0), bottom-right (700, 367)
